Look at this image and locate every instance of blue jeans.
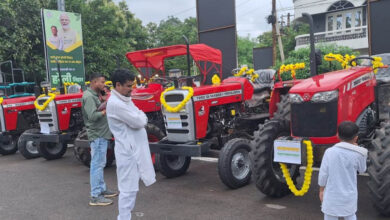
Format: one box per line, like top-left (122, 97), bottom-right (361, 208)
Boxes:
top-left (90, 138), bottom-right (108, 197)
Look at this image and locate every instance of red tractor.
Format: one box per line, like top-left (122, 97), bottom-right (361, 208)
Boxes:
top-left (250, 13), bottom-right (390, 216)
top-left (18, 60), bottom-right (86, 160)
top-left (148, 44), bottom-right (275, 189)
top-left (0, 62), bottom-right (39, 157)
top-left (73, 43), bottom-right (224, 167)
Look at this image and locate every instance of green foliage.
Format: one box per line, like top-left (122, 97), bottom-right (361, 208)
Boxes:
top-left (237, 36), bottom-right (259, 68)
top-left (0, 0), bottom-right (51, 83)
top-left (0, 0), bottom-right (149, 83)
top-left (275, 44), bottom-right (359, 81)
top-left (146, 16), bottom-right (198, 76)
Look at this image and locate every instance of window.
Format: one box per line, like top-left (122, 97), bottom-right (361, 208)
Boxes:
top-left (328, 1), bottom-right (354, 11)
top-left (328, 16), bottom-right (334, 31)
top-left (326, 8), bottom-right (364, 35)
top-left (355, 11), bottom-right (362, 27)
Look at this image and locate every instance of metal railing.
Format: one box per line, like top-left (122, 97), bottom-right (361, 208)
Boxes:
top-left (295, 26), bottom-right (367, 47)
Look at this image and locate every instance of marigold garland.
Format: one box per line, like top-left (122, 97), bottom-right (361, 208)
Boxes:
top-left (34, 93), bottom-right (56, 111)
top-left (234, 67), bottom-right (259, 82)
top-left (212, 74), bottom-right (221, 85)
top-left (372, 56), bottom-right (384, 74)
top-left (160, 86), bottom-right (194, 113)
top-left (0, 97), bottom-right (3, 105)
top-left (279, 63), bottom-right (305, 78)
top-left (279, 140), bottom-right (313, 196)
top-left (324, 53), bottom-right (356, 69)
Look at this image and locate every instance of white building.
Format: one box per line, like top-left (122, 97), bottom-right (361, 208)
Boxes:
top-left (294, 0), bottom-right (368, 54)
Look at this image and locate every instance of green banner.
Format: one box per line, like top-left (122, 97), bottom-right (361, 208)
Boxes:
top-left (42, 9), bottom-right (85, 88)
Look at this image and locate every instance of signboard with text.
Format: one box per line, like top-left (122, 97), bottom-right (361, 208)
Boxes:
top-left (41, 9), bottom-right (85, 88)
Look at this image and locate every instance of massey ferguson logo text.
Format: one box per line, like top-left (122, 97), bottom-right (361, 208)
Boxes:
top-left (193, 90), bottom-right (242, 101)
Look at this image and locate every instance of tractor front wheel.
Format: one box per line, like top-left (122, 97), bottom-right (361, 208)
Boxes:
top-left (38, 142), bottom-right (67, 160)
top-left (250, 118), bottom-right (299, 197)
top-left (156, 154), bottom-right (191, 178)
top-left (0, 134), bottom-right (17, 155)
top-left (18, 139), bottom-right (40, 159)
top-left (74, 128), bottom-right (115, 168)
top-left (367, 123), bottom-right (390, 216)
top-left (218, 138), bottom-right (252, 189)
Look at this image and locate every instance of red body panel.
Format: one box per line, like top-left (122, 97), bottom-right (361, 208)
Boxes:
top-left (54, 93), bottom-right (83, 131)
top-left (288, 67), bottom-right (376, 145)
top-left (269, 79), bottom-right (303, 118)
top-left (192, 77), bottom-right (254, 139)
top-left (2, 96), bottom-right (36, 131)
top-left (131, 83), bottom-right (163, 113)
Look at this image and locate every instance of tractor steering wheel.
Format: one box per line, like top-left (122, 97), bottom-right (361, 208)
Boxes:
top-left (349, 56), bottom-right (375, 67)
top-left (151, 77), bottom-right (172, 87)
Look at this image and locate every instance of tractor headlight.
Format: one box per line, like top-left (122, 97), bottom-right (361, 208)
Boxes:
top-left (289, 93), bottom-right (304, 103)
top-left (311, 90), bottom-right (338, 103)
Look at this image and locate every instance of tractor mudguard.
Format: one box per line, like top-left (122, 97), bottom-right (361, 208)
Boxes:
top-left (149, 137), bottom-right (212, 157)
top-left (19, 129), bottom-right (73, 143)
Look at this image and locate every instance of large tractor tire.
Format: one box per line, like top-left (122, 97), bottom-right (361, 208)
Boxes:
top-left (73, 128), bottom-right (115, 168)
top-left (38, 142), bottom-right (67, 160)
top-left (250, 119), bottom-right (300, 197)
top-left (0, 134), bottom-right (17, 155)
top-left (18, 129), bottom-right (40, 159)
top-left (367, 123), bottom-right (390, 216)
top-left (273, 94), bottom-right (290, 121)
top-left (156, 154), bottom-right (191, 178)
top-left (218, 138), bottom-right (252, 189)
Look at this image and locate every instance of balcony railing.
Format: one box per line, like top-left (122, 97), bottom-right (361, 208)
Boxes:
top-left (295, 26), bottom-right (367, 48)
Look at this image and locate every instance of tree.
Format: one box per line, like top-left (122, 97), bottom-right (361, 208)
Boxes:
top-left (274, 44), bottom-right (359, 81)
top-left (237, 36), bottom-right (259, 68)
top-left (0, 0), bottom-right (149, 82)
top-left (146, 16), bottom-right (198, 76)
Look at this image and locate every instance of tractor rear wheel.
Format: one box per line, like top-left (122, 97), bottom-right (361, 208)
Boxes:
top-left (367, 123), bottom-right (390, 216)
top-left (250, 118), bottom-right (299, 197)
top-left (0, 134), bottom-right (17, 155)
top-left (73, 128), bottom-right (115, 168)
top-left (273, 94), bottom-right (290, 121)
top-left (156, 154), bottom-right (191, 178)
top-left (218, 138), bottom-right (252, 189)
top-left (18, 129), bottom-right (40, 159)
top-left (146, 123), bottom-right (165, 169)
top-left (38, 142), bottom-right (67, 160)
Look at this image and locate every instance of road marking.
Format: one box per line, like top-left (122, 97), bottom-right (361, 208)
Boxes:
top-left (265, 204), bottom-right (286, 210)
top-left (135, 212), bottom-right (144, 217)
top-left (299, 166), bottom-right (368, 176)
top-left (192, 157), bottom-right (218, 162)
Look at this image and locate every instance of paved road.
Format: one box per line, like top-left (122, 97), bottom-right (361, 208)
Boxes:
top-left (0, 149), bottom-right (387, 220)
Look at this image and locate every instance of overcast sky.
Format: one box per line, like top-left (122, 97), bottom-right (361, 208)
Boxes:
top-left (119, 0), bottom-right (294, 38)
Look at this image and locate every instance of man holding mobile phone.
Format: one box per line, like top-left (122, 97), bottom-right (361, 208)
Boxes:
top-left (82, 73), bottom-right (117, 206)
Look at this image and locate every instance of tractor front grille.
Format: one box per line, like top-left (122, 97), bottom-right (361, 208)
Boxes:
top-left (36, 97), bottom-right (59, 133)
top-left (162, 90), bottom-right (195, 142)
top-left (291, 100), bottom-right (338, 137)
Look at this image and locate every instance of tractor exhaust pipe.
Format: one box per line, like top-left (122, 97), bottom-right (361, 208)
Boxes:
top-left (302, 13), bottom-right (317, 77)
top-left (55, 58), bottom-right (65, 94)
top-left (182, 35), bottom-right (193, 86)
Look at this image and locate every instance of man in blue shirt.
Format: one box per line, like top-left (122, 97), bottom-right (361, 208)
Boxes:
top-left (318, 121), bottom-right (367, 220)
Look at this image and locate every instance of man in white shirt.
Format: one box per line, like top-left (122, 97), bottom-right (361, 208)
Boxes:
top-left (318, 121), bottom-right (368, 220)
top-left (58, 13), bottom-right (77, 50)
top-left (106, 69), bottom-right (156, 220)
top-left (48, 26), bottom-right (63, 50)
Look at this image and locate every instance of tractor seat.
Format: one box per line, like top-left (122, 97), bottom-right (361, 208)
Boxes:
top-left (67, 85), bottom-right (81, 94)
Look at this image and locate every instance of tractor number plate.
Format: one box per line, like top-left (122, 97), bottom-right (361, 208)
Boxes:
top-left (165, 113), bottom-right (182, 129)
top-left (273, 139), bottom-right (301, 165)
top-left (40, 122), bottom-right (50, 134)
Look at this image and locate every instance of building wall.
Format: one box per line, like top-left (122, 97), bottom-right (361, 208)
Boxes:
top-left (294, 0), bottom-right (366, 18)
top-left (313, 14), bottom-right (326, 33)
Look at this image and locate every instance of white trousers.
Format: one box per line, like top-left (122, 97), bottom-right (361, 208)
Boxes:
top-left (117, 191), bottom-right (137, 220)
top-left (324, 214), bottom-right (357, 220)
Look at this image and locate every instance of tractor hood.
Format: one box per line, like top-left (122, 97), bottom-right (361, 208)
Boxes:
top-left (289, 66), bottom-right (373, 93)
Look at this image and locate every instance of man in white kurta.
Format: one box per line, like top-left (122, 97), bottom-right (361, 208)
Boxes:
top-left (318, 121), bottom-right (367, 220)
top-left (106, 69), bottom-right (156, 220)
